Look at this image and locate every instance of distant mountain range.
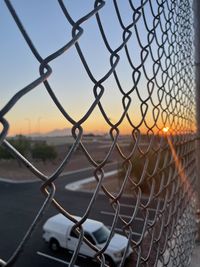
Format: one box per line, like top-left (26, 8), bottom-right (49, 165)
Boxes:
top-left (29, 128), bottom-right (105, 137)
top-left (29, 128), bottom-right (72, 137)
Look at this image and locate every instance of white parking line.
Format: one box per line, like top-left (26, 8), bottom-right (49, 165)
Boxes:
top-left (107, 226), bottom-right (142, 237)
top-left (120, 203), bottom-right (157, 212)
top-left (37, 251), bottom-right (80, 267)
top-left (101, 210), bottom-right (154, 224)
top-left (132, 231), bottom-right (142, 237)
top-left (101, 210), bottom-right (145, 221)
top-left (119, 203), bottom-right (136, 209)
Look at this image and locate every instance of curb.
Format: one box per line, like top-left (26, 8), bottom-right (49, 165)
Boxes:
top-left (65, 170), bottom-right (118, 191)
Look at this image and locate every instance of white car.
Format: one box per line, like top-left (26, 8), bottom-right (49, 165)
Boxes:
top-left (42, 213), bottom-right (132, 266)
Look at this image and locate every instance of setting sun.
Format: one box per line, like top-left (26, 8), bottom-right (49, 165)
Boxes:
top-left (162, 127), bottom-right (169, 133)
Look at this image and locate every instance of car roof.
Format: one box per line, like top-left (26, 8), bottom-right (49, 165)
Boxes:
top-left (46, 213), bottom-right (103, 233)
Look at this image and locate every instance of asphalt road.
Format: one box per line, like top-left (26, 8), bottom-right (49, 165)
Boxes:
top-left (0, 166), bottom-right (157, 267)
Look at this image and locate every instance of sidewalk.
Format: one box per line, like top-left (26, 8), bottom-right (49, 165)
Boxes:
top-left (190, 243), bottom-right (200, 267)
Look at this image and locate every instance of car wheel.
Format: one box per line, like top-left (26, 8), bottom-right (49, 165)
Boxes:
top-left (49, 239), bottom-right (60, 252)
top-left (105, 255), bottom-right (116, 267)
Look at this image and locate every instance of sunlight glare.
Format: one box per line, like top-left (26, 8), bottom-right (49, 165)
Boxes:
top-left (162, 127), bottom-right (169, 133)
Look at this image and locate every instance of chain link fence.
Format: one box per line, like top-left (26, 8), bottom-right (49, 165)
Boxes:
top-left (0, 0), bottom-right (198, 266)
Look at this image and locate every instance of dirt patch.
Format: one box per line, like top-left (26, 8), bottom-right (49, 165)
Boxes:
top-left (0, 139), bottom-right (119, 181)
top-left (0, 155), bottom-right (91, 181)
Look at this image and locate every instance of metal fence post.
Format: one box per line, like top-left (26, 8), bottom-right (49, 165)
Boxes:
top-left (194, 0), bottom-right (200, 241)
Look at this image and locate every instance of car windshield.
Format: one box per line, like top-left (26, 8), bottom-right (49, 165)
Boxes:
top-left (92, 226), bottom-right (110, 244)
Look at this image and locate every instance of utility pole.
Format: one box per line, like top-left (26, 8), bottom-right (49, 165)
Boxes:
top-left (25, 118), bottom-right (31, 137)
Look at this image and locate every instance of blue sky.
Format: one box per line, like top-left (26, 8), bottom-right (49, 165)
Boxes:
top-left (0, 0), bottom-right (186, 136)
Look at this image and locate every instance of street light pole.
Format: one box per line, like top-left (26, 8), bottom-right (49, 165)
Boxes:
top-left (37, 117), bottom-right (42, 135)
top-left (25, 118), bottom-right (31, 137)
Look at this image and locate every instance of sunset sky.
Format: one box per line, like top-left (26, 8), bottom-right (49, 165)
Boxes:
top-left (0, 1), bottom-right (194, 137)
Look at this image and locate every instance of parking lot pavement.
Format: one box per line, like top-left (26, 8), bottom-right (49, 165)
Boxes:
top-left (37, 251), bottom-right (76, 266)
top-left (0, 174), bottom-right (157, 267)
top-left (36, 250), bottom-right (99, 267)
top-left (99, 200), bottom-right (157, 241)
top-left (34, 201), bottom-right (156, 267)
top-left (31, 200), bottom-right (140, 267)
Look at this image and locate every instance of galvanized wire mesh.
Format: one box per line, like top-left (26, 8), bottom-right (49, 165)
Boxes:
top-left (0, 0), bottom-right (197, 266)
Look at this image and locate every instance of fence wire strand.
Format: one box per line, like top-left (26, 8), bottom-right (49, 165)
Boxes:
top-left (0, 0), bottom-right (197, 266)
